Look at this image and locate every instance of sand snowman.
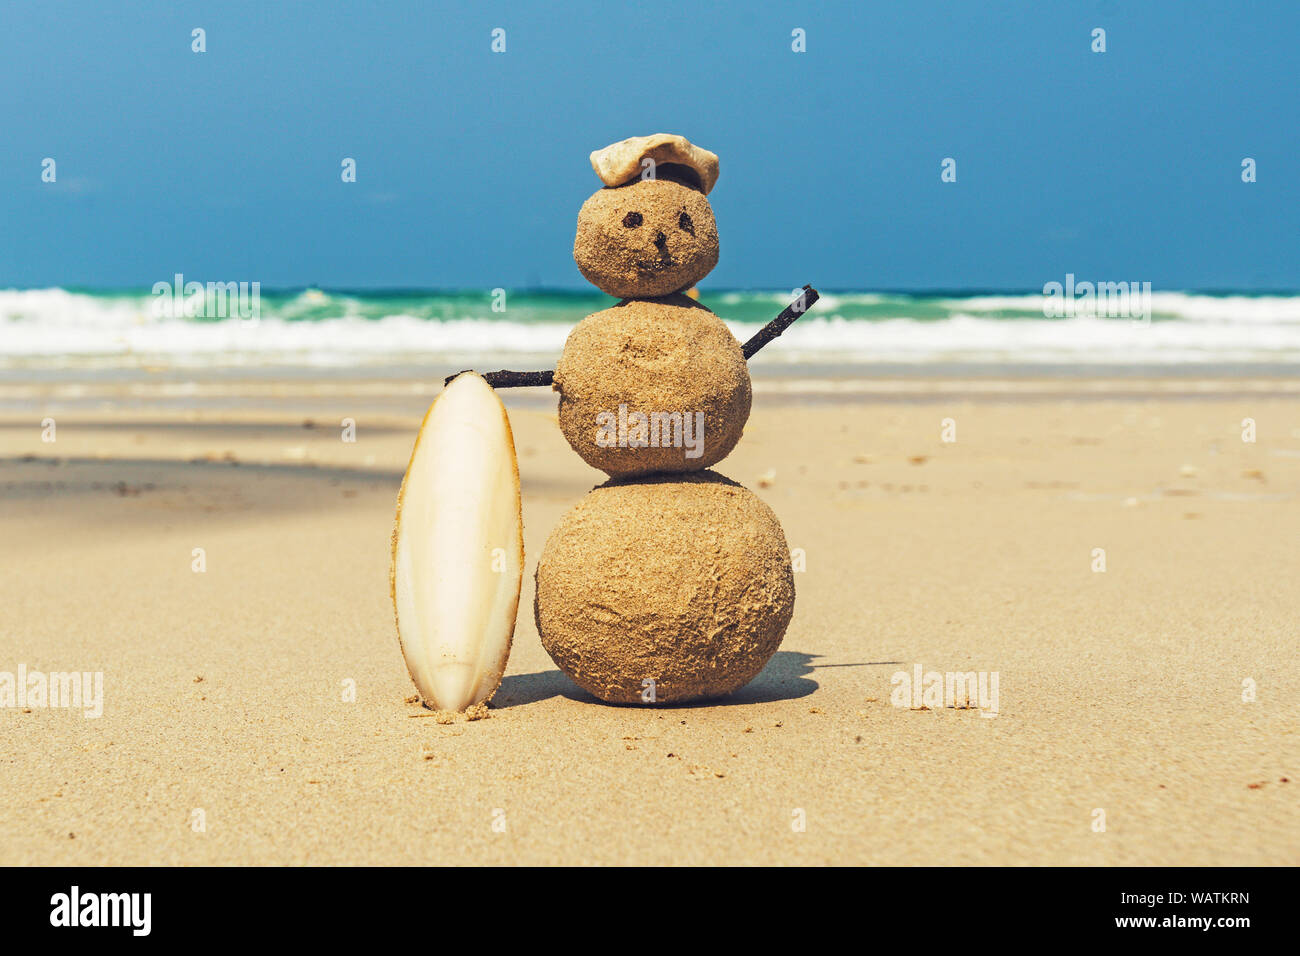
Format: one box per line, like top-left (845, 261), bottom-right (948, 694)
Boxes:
top-left (391, 134), bottom-right (810, 712)
top-left (534, 134), bottom-right (796, 704)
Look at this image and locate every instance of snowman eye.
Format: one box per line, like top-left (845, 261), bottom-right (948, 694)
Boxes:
top-left (678, 212), bottom-right (694, 235)
top-left (622, 212), bottom-right (643, 228)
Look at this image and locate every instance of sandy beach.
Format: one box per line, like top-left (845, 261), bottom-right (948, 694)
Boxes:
top-left (1, 375), bottom-right (1296, 866)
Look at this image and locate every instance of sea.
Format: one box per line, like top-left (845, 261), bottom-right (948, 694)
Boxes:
top-left (3, 287), bottom-right (1300, 374)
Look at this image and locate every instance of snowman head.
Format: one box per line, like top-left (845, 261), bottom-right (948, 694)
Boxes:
top-left (573, 134), bottom-right (720, 299)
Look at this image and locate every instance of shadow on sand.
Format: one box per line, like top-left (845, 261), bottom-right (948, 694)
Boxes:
top-left (491, 650), bottom-right (902, 710)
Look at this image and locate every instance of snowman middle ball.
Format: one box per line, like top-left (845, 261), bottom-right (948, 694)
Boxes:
top-left (552, 294), bottom-right (751, 477)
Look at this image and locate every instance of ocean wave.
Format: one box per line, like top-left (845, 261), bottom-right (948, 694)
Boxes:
top-left (940, 292), bottom-right (1300, 323)
top-left (759, 313), bottom-right (1300, 364)
top-left (2, 287), bottom-right (1299, 368)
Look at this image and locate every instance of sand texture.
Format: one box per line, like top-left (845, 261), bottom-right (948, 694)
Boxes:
top-left (0, 378), bottom-right (1296, 865)
top-left (573, 179), bottom-right (719, 298)
top-left (554, 295), bottom-right (750, 475)
top-left (535, 472), bottom-right (794, 703)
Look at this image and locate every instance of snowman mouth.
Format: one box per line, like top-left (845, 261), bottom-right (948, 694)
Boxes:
top-left (629, 225), bottom-right (679, 274)
top-left (635, 249), bottom-right (674, 273)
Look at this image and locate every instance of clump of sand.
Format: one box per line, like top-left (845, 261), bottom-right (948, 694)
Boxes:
top-left (553, 295), bottom-right (750, 476)
top-left (534, 471), bottom-right (794, 703)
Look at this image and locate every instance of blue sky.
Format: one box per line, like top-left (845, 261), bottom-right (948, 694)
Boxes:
top-left (1, 0), bottom-right (1296, 290)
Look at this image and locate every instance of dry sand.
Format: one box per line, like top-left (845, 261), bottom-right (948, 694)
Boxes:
top-left (0, 376), bottom-right (1296, 865)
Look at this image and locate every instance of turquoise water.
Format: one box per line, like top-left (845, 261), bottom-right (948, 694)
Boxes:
top-left (3, 287), bottom-right (1300, 368)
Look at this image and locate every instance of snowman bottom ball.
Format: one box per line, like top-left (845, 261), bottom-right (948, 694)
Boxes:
top-left (534, 472), bottom-right (795, 704)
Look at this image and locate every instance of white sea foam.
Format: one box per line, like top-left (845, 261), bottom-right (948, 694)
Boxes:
top-left (941, 292), bottom-right (1300, 323)
top-left (2, 288), bottom-right (1298, 368)
top-left (748, 313), bottom-right (1300, 364)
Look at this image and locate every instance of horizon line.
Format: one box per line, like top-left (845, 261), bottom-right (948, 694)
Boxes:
top-left (4, 284), bottom-right (1300, 297)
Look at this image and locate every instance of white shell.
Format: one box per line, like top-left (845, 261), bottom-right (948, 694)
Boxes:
top-left (391, 373), bottom-right (523, 710)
